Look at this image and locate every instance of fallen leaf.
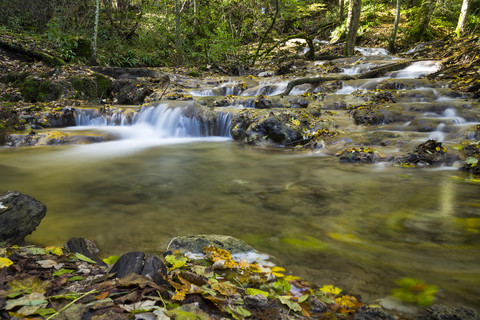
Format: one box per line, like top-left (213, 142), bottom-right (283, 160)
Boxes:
top-left (0, 257), bottom-right (13, 268)
top-left (5, 292), bottom-right (47, 310)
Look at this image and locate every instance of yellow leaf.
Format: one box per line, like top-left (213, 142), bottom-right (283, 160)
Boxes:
top-left (320, 285), bottom-right (342, 295)
top-left (45, 246), bottom-right (63, 256)
top-left (0, 257), bottom-right (13, 268)
top-left (211, 282), bottom-right (239, 296)
top-left (202, 246), bottom-right (237, 269)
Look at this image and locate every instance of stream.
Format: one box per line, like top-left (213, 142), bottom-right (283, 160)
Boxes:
top-left (0, 49), bottom-right (479, 312)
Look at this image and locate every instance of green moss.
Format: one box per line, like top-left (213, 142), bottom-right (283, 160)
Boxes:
top-left (37, 80), bottom-right (61, 102)
top-left (94, 73), bottom-right (110, 100)
top-left (3, 72), bottom-right (29, 85)
top-left (21, 77), bottom-right (40, 102)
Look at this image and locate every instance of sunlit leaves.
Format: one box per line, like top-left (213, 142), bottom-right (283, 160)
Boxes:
top-left (165, 254), bottom-right (188, 271)
top-left (319, 285), bottom-right (342, 295)
top-left (274, 278), bottom-right (291, 294)
top-left (245, 288), bottom-right (269, 297)
top-left (391, 277), bottom-right (438, 307)
top-left (74, 253), bottom-right (97, 264)
top-left (203, 245), bottom-right (238, 269)
top-left (102, 255), bottom-right (120, 265)
top-left (0, 257), bottom-right (13, 268)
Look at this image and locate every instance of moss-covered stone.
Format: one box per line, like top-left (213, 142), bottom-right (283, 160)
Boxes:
top-left (95, 73), bottom-right (111, 100)
top-left (21, 77), bottom-right (40, 102)
top-left (69, 74), bottom-right (111, 101)
top-left (75, 37), bottom-right (92, 60)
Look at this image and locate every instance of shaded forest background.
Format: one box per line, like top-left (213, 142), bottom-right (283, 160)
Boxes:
top-left (0, 0), bottom-right (478, 68)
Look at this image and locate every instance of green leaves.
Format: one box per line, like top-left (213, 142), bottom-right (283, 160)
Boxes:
top-left (273, 278), bottom-right (291, 294)
top-left (74, 253), bottom-right (97, 264)
top-left (391, 277), bottom-right (438, 307)
top-left (165, 254), bottom-right (188, 271)
top-left (278, 295), bottom-right (302, 312)
top-left (245, 288), bottom-right (269, 297)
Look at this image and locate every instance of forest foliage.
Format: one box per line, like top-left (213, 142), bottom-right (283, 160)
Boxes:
top-left (0, 0), bottom-right (479, 67)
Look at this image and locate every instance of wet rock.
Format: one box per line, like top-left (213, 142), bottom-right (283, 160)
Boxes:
top-left (336, 147), bottom-right (385, 163)
top-left (254, 97), bottom-right (275, 109)
top-left (308, 295), bottom-right (327, 313)
top-left (167, 235), bottom-right (255, 254)
top-left (287, 97), bottom-right (310, 108)
top-left (395, 140), bottom-right (450, 166)
top-left (0, 191), bottom-right (47, 245)
top-left (245, 116), bottom-right (303, 146)
top-left (111, 252), bottom-right (168, 286)
top-left (276, 61), bottom-right (294, 75)
top-left (65, 237), bottom-right (106, 266)
top-left (245, 294), bottom-right (268, 308)
top-left (350, 105), bottom-right (389, 126)
top-left (354, 305), bottom-right (394, 320)
top-left (111, 79), bottom-right (153, 105)
top-left (422, 304), bottom-right (479, 320)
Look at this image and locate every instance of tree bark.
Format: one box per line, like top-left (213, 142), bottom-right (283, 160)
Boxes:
top-left (344, 0), bottom-right (362, 56)
top-left (455, 0), bottom-right (470, 37)
top-left (389, 0), bottom-right (401, 53)
top-left (408, 0), bottom-right (437, 42)
top-left (174, 0), bottom-right (183, 65)
top-left (251, 0), bottom-right (280, 66)
top-left (279, 61), bottom-right (413, 96)
top-left (90, 0), bottom-right (100, 65)
top-left (339, 0), bottom-right (345, 22)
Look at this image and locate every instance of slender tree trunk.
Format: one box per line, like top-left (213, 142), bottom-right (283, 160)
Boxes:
top-left (174, 0), bottom-right (183, 65)
top-left (90, 0), bottom-right (100, 65)
top-left (389, 0), bottom-right (401, 53)
top-left (251, 0), bottom-right (280, 66)
top-left (344, 0), bottom-right (362, 56)
top-left (339, 0), bottom-right (345, 22)
top-left (456, 0), bottom-right (470, 37)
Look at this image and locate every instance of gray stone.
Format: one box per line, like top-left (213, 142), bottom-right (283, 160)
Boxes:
top-left (167, 235), bottom-right (255, 254)
top-left (245, 294), bottom-right (268, 308)
top-left (354, 305), bottom-right (394, 320)
top-left (111, 251), bottom-right (168, 286)
top-left (0, 191), bottom-right (47, 245)
top-left (423, 304), bottom-right (479, 320)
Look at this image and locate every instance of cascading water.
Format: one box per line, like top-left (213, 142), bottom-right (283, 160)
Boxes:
top-left (74, 103), bottom-right (231, 139)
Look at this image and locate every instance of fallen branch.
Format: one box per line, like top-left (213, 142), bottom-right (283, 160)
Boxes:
top-left (280, 60), bottom-right (413, 96)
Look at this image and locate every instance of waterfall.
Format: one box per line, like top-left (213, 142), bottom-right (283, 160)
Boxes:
top-left (74, 104), bottom-right (231, 139)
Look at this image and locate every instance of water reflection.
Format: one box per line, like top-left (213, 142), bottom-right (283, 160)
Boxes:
top-left (0, 141), bottom-right (479, 309)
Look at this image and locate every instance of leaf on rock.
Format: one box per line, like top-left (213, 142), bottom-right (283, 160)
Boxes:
top-left (278, 295), bottom-right (302, 312)
top-left (37, 259), bottom-right (60, 269)
top-left (319, 285), bottom-right (342, 295)
top-left (102, 255), bottom-right (120, 265)
top-left (202, 246), bottom-right (238, 269)
top-left (211, 282), bottom-right (239, 296)
top-left (0, 257), bottom-right (13, 269)
top-left (165, 254), bottom-right (188, 271)
top-left (52, 268), bottom-right (75, 277)
top-left (45, 246), bottom-right (63, 256)
top-left (75, 253), bottom-right (97, 264)
top-left (274, 278), bottom-right (291, 294)
top-left (245, 288), bottom-right (269, 298)
top-left (5, 292), bottom-right (47, 310)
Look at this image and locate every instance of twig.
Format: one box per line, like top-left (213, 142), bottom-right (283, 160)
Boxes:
top-left (46, 289), bottom-right (97, 320)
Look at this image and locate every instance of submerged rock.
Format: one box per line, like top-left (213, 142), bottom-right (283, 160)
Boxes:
top-left (336, 147), bottom-right (385, 163)
top-left (0, 191), bottom-right (47, 245)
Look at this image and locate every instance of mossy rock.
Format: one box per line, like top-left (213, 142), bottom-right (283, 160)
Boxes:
top-left (2, 72), bottom-right (29, 86)
top-left (167, 235), bottom-right (255, 254)
top-left (21, 77), bottom-right (40, 102)
top-left (75, 37), bottom-right (92, 60)
top-left (69, 74), bottom-right (111, 101)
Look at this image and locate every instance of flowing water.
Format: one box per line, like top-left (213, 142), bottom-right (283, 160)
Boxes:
top-left (0, 54), bottom-right (479, 312)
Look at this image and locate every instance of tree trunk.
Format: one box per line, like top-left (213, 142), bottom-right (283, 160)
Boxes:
top-left (90, 0), bottom-right (100, 65)
top-left (455, 0), bottom-right (470, 37)
top-left (389, 0), bottom-right (401, 53)
top-left (344, 0), bottom-right (362, 56)
top-left (251, 0), bottom-right (280, 66)
top-left (339, 0), bottom-right (345, 22)
top-left (174, 0), bottom-right (183, 65)
top-left (407, 0), bottom-right (437, 42)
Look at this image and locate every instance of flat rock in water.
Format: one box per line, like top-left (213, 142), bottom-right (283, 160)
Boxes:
top-left (167, 234), bottom-right (255, 254)
top-left (0, 191), bottom-right (47, 245)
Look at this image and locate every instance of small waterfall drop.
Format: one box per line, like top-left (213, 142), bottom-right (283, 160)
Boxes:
top-left (74, 104), bottom-right (231, 139)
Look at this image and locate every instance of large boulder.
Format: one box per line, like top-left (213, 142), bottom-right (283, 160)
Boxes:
top-left (0, 191), bottom-right (47, 245)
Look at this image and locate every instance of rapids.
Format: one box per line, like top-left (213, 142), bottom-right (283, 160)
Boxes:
top-left (0, 50), bottom-right (479, 313)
